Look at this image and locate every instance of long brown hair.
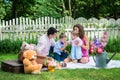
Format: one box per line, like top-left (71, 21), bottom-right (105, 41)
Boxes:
top-left (73, 24), bottom-right (85, 39)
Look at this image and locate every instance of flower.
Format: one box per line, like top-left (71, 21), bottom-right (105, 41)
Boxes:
top-left (47, 59), bottom-right (57, 72)
top-left (90, 31), bottom-right (108, 54)
top-left (47, 59), bottom-right (57, 67)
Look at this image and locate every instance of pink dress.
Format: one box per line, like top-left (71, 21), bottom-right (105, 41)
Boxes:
top-left (81, 38), bottom-right (89, 58)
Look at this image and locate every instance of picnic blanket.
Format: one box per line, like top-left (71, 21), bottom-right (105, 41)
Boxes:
top-left (42, 57), bottom-right (120, 70)
top-left (63, 57), bottom-right (120, 69)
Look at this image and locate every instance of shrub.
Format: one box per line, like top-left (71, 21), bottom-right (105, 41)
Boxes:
top-left (12, 39), bottom-right (23, 53)
top-left (0, 37), bottom-right (120, 53)
top-left (0, 39), bottom-right (14, 53)
top-left (0, 38), bottom-right (37, 53)
top-left (105, 38), bottom-right (120, 52)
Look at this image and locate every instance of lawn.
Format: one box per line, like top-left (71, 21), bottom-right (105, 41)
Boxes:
top-left (0, 53), bottom-right (120, 80)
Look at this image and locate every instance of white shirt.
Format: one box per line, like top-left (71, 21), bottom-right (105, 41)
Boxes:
top-left (36, 34), bottom-right (55, 56)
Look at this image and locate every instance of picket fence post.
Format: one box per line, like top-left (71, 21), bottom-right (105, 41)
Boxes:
top-left (0, 16), bottom-right (119, 41)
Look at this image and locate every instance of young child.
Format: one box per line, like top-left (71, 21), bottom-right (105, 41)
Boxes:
top-left (53, 33), bottom-right (68, 62)
top-left (69, 31), bottom-right (83, 63)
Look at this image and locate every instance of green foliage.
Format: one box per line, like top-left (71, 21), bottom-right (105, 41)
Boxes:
top-left (0, 39), bottom-right (22, 53)
top-left (26, 38), bottom-right (37, 44)
top-left (105, 38), bottom-right (120, 52)
top-left (12, 39), bottom-right (22, 53)
top-left (0, 38), bottom-right (37, 53)
top-left (31, 0), bottom-right (62, 19)
top-left (0, 0), bottom-right (120, 20)
top-left (66, 44), bottom-right (71, 54)
top-left (0, 37), bottom-right (120, 53)
top-left (0, 1), bottom-right (6, 19)
top-left (0, 39), bottom-right (14, 53)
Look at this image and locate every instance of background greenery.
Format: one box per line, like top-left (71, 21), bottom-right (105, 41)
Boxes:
top-left (0, 0), bottom-right (120, 80)
top-left (0, 0), bottom-right (120, 20)
top-left (0, 38), bottom-right (120, 53)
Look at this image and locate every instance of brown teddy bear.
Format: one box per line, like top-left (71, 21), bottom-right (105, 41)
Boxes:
top-left (23, 50), bottom-right (42, 74)
top-left (18, 42), bottom-right (36, 63)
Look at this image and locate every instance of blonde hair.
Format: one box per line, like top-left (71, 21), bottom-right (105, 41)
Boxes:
top-left (59, 33), bottom-right (66, 39)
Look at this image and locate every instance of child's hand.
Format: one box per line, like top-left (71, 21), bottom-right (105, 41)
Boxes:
top-left (64, 50), bottom-right (68, 53)
top-left (75, 40), bottom-right (79, 46)
top-left (64, 41), bottom-right (68, 47)
top-left (75, 40), bottom-right (82, 46)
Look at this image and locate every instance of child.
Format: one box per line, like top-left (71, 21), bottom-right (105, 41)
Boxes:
top-left (53, 33), bottom-right (68, 62)
top-left (69, 31), bottom-right (83, 63)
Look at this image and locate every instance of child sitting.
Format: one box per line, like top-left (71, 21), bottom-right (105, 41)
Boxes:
top-left (53, 33), bottom-right (68, 62)
top-left (69, 31), bottom-right (83, 63)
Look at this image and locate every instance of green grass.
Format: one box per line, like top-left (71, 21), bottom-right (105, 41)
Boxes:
top-left (0, 53), bottom-right (120, 80)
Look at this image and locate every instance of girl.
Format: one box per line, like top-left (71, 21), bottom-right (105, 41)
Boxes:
top-left (69, 31), bottom-right (83, 63)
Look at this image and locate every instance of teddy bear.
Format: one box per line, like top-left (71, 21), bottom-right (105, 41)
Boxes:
top-left (23, 50), bottom-right (43, 74)
top-left (21, 42), bottom-right (36, 50)
top-left (18, 42), bottom-right (36, 63)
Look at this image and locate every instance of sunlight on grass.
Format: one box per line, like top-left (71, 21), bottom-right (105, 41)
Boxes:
top-left (0, 53), bottom-right (18, 64)
top-left (0, 68), bottom-right (120, 80)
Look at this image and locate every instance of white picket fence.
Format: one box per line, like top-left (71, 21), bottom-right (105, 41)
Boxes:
top-left (0, 16), bottom-right (120, 41)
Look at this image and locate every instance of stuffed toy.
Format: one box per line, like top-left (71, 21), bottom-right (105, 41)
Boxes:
top-left (18, 42), bottom-right (36, 63)
top-left (21, 42), bottom-right (36, 50)
top-left (23, 50), bottom-right (42, 74)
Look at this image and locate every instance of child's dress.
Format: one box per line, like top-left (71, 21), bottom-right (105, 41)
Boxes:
top-left (69, 37), bottom-right (83, 59)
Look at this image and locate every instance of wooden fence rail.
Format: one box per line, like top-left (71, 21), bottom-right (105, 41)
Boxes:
top-left (0, 16), bottom-right (120, 41)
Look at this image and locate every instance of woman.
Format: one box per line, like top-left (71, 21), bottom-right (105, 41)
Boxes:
top-left (64, 24), bottom-right (89, 64)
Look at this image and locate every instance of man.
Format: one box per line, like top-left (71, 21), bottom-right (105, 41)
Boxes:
top-left (36, 27), bottom-right (57, 56)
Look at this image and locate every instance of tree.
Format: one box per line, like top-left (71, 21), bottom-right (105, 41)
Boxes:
top-left (0, 1), bottom-right (6, 19)
top-left (11, 0), bottom-right (36, 18)
top-left (0, 0), bottom-right (119, 20)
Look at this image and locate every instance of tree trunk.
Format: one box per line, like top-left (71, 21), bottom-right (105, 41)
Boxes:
top-left (61, 0), bottom-right (66, 16)
top-left (73, 0), bottom-right (78, 18)
top-left (12, 0), bottom-right (18, 18)
top-left (73, 8), bottom-right (76, 18)
top-left (93, 0), bottom-right (97, 17)
top-left (68, 0), bottom-right (72, 16)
